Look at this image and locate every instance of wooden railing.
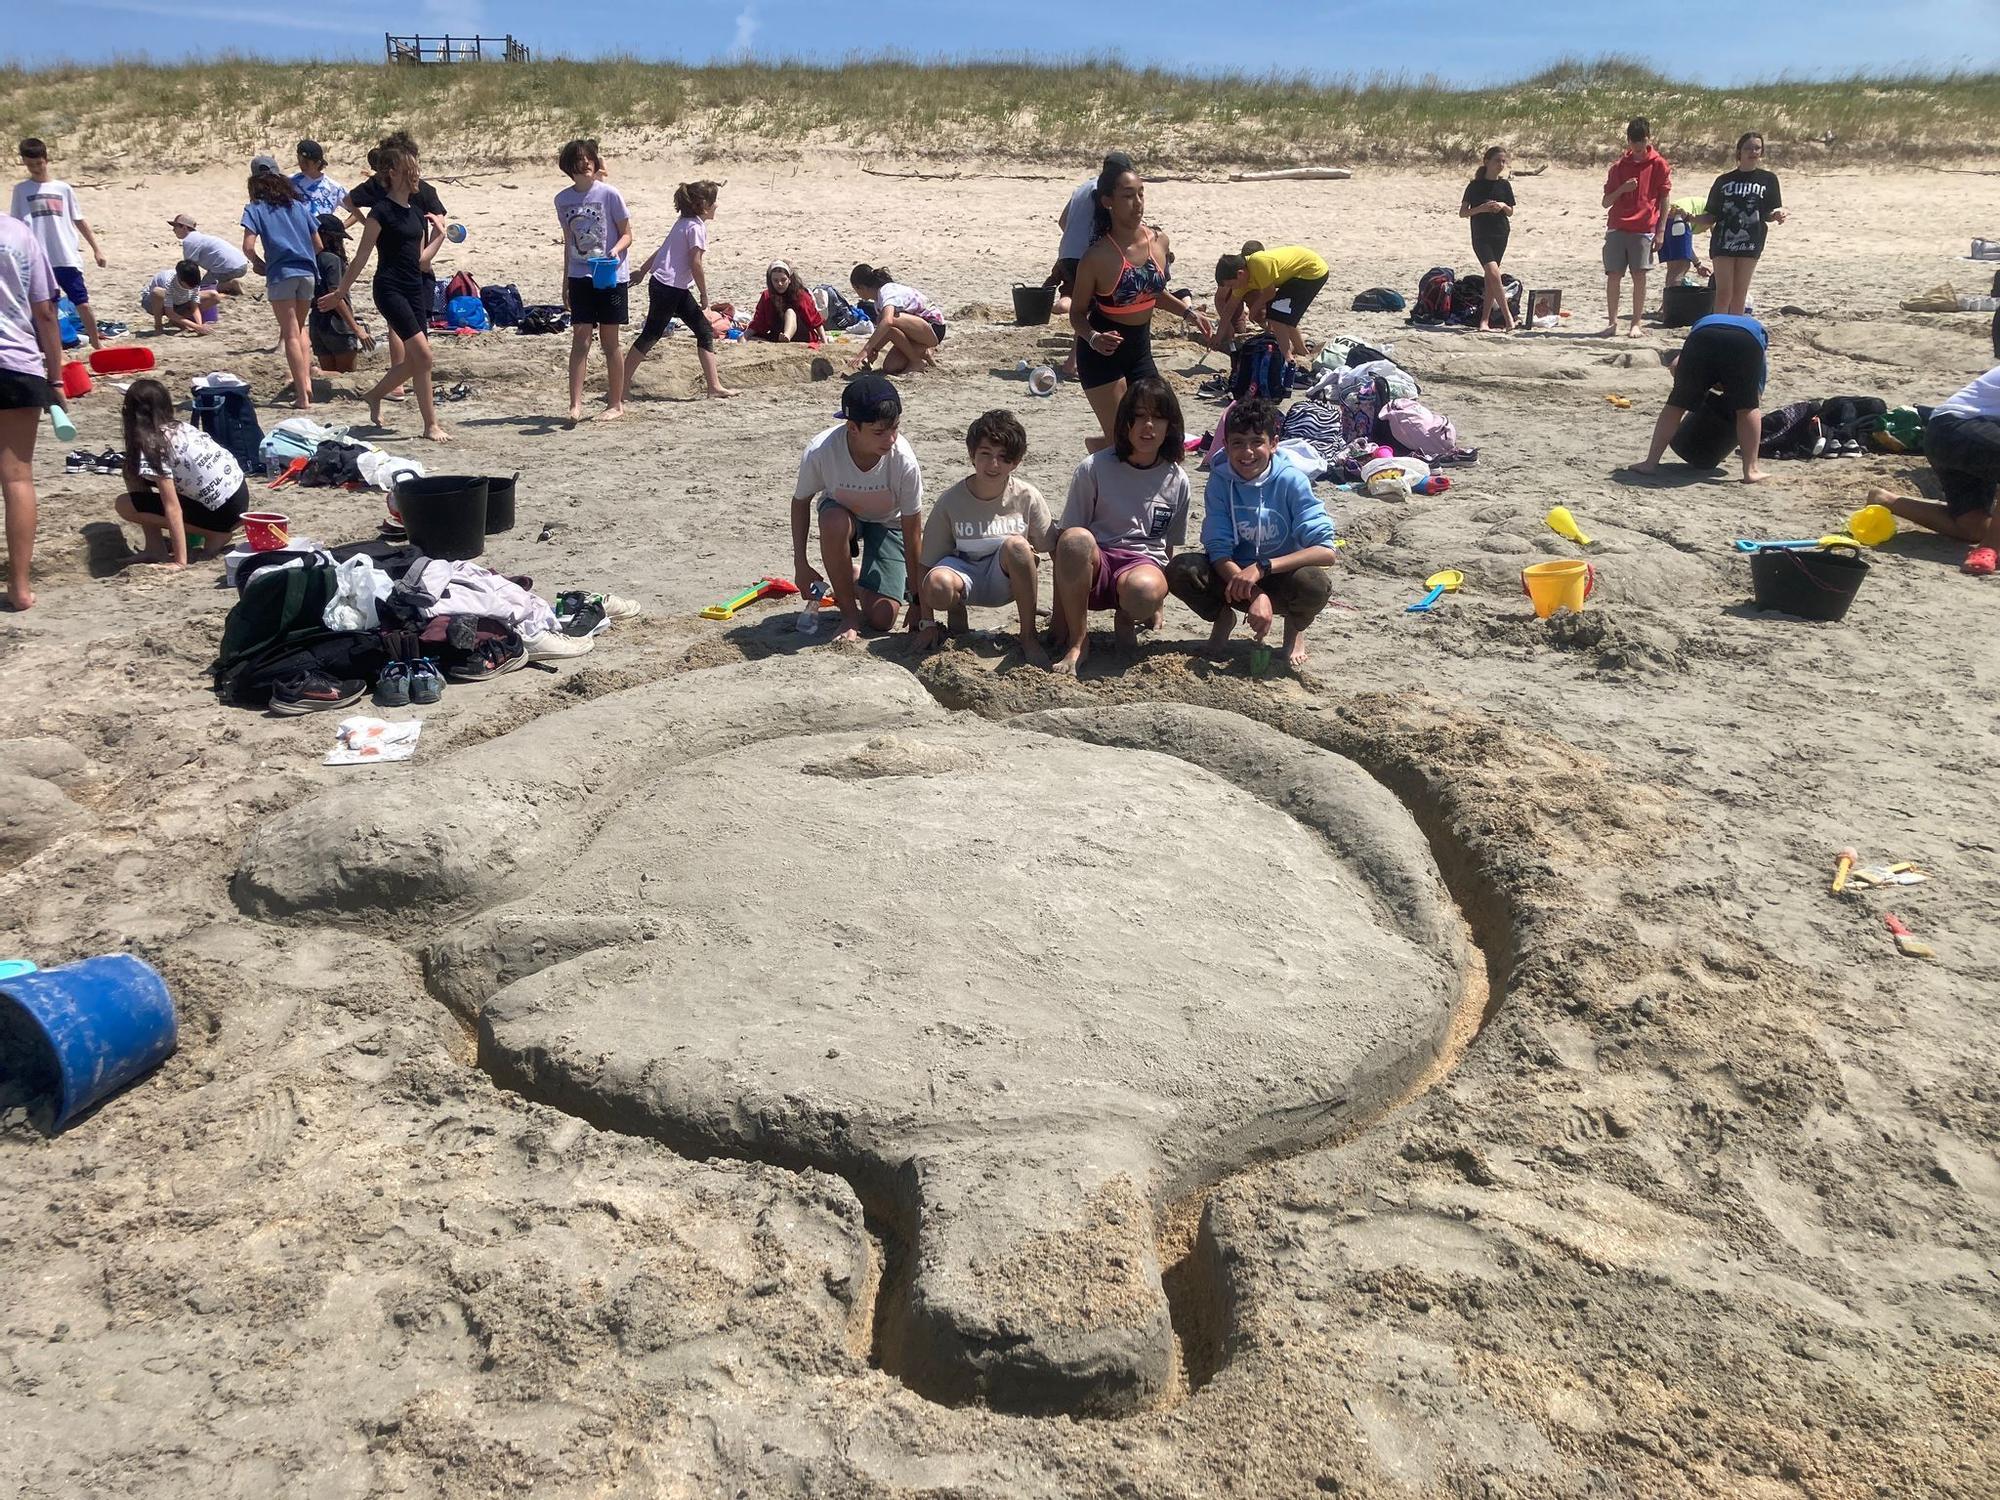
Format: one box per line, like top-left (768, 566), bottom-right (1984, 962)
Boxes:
top-left (385, 33), bottom-right (531, 64)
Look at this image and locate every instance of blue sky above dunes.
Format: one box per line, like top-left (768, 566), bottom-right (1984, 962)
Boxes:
top-left (16, 0), bottom-right (2000, 82)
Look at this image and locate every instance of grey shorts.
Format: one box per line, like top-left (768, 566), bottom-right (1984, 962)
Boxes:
top-left (1603, 230), bottom-right (1657, 276)
top-left (934, 548), bottom-right (1029, 607)
top-left (267, 274), bottom-right (315, 302)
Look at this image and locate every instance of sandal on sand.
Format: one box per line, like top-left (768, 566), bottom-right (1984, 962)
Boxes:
top-left (1964, 545), bottom-right (1998, 576)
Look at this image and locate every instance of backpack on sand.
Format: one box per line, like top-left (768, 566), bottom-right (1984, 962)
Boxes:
top-left (813, 283), bottom-right (860, 330)
top-left (1411, 267), bottom-right (1457, 326)
top-left (1228, 333), bottom-right (1301, 402)
top-left (212, 563), bottom-right (384, 706)
top-left (192, 383), bottom-right (264, 474)
top-left (479, 284), bottom-right (526, 328)
top-left (1759, 401), bottom-right (1826, 460)
top-left (1452, 273), bottom-right (1522, 325)
top-left (1351, 287), bottom-right (1406, 313)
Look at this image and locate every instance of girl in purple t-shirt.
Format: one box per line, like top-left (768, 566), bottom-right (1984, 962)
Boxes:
top-left (624, 180), bottom-right (739, 402)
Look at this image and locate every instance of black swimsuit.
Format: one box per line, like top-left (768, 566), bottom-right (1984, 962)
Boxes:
top-left (370, 197), bottom-right (431, 340)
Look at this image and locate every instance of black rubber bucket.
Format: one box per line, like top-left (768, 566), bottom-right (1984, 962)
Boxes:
top-left (397, 475), bottom-right (488, 560)
top-left (483, 472), bottom-right (517, 535)
top-left (1670, 396), bottom-right (1737, 467)
top-left (1750, 545), bottom-right (1869, 622)
top-left (1662, 282), bottom-right (1716, 328)
top-left (1011, 283), bottom-right (1057, 326)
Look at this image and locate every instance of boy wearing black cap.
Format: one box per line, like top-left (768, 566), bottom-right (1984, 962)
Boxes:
top-left (793, 372), bottom-right (925, 642)
top-left (308, 214), bottom-right (371, 374)
top-left (291, 139), bottom-right (346, 219)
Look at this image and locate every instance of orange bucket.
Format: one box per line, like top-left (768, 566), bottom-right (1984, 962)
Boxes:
top-left (242, 511), bottom-right (291, 551)
top-left (1522, 560), bottom-right (1595, 618)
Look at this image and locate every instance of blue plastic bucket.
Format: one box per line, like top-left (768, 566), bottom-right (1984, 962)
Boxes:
top-left (0, 954), bottom-right (177, 1129)
top-left (588, 255), bottom-right (619, 290)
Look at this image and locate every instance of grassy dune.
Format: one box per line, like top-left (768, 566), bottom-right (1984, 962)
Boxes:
top-left (3, 55), bottom-right (1995, 172)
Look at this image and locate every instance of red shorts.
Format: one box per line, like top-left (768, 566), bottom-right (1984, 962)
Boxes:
top-left (1086, 541), bottom-right (1161, 612)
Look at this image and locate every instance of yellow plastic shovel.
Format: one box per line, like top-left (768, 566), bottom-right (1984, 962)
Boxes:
top-left (1406, 568), bottom-right (1465, 613)
top-left (1546, 506), bottom-right (1593, 546)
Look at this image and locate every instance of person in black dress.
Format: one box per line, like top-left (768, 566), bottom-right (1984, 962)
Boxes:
top-left (341, 132), bottom-right (448, 401)
top-left (319, 145), bottom-right (449, 441)
top-left (1699, 132), bottom-right (1786, 316)
top-left (1459, 146), bottom-right (1516, 332)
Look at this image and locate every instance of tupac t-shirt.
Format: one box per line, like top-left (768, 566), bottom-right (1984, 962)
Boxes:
top-left (1704, 169), bottom-right (1783, 257)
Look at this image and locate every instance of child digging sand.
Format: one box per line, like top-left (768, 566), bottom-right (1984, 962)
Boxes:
top-left (1048, 374), bottom-right (1190, 676)
top-left (792, 372), bottom-right (924, 643)
top-left (1167, 397), bottom-right (1337, 670)
top-left (115, 378), bottom-right (246, 567)
top-left (914, 409), bottom-right (1053, 666)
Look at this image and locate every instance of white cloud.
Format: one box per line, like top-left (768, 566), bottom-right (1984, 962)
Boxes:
top-left (71, 0), bottom-right (380, 34)
top-left (732, 3), bottom-right (760, 55)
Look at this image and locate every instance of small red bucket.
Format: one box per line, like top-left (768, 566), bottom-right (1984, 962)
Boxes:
top-left (89, 346), bottom-right (155, 375)
top-left (242, 511), bottom-right (291, 551)
top-left (60, 361), bottom-right (92, 400)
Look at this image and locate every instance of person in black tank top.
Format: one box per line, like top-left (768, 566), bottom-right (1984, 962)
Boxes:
top-left (318, 145), bottom-right (449, 442)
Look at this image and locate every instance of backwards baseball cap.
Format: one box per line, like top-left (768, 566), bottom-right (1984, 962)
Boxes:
top-left (838, 371), bottom-right (902, 424)
top-left (296, 138), bottom-right (325, 162)
top-left (250, 153), bottom-right (283, 176)
top-left (169, 213), bottom-right (196, 232)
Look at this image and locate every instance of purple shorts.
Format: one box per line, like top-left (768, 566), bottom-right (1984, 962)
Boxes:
top-left (1086, 541), bottom-right (1161, 612)
top-left (54, 265), bottom-right (89, 305)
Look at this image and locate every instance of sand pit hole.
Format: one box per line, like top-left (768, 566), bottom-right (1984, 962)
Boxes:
top-left (235, 656), bottom-right (1508, 1421)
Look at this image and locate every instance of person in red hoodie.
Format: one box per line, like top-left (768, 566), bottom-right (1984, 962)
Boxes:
top-left (1602, 117), bottom-right (1672, 337)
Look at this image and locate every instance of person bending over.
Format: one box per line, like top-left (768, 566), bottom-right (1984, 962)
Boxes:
top-left (1864, 364), bottom-right (2000, 576)
top-left (1213, 244), bottom-right (1330, 360)
top-left (115, 378), bottom-right (248, 567)
top-left (141, 260), bottom-right (212, 336)
top-left (792, 372), bottom-right (924, 643)
top-left (1630, 312), bottom-right (1768, 484)
top-left (914, 408), bottom-right (1053, 666)
top-left (847, 263), bottom-right (946, 375)
top-left (1048, 375), bottom-right (1191, 675)
top-left (1168, 398), bottom-right (1338, 670)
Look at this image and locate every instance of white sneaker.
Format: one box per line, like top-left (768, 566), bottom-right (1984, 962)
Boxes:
top-left (601, 594), bottom-right (641, 619)
top-left (524, 629), bottom-right (595, 660)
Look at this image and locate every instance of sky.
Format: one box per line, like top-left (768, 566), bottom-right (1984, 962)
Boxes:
top-left (13, 0), bottom-right (2000, 82)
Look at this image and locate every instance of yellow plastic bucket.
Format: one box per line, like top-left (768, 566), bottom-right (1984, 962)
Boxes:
top-left (1522, 560), bottom-right (1595, 618)
top-left (1846, 503), bottom-right (1896, 547)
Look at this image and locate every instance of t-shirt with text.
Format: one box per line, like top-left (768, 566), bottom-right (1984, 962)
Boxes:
top-left (794, 423), bottom-right (924, 525)
top-left (1058, 451), bottom-right (1190, 565)
top-left (1703, 169), bottom-right (1783, 257)
top-left (554, 181), bottom-right (630, 282)
top-left (920, 475), bottom-right (1052, 566)
top-left (139, 422), bottom-right (245, 514)
top-left (9, 179), bottom-right (83, 268)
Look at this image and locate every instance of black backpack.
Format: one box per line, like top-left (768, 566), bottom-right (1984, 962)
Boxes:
top-left (212, 563), bottom-right (383, 706)
top-left (1228, 333), bottom-right (1301, 401)
top-left (517, 304), bottom-right (570, 335)
top-left (1759, 401), bottom-right (1826, 459)
top-left (813, 283), bottom-right (860, 330)
top-left (479, 284), bottom-right (526, 328)
top-left (191, 384), bottom-right (264, 474)
top-left (1351, 287), bottom-right (1406, 313)
top-left (1411, 267), bottom-right (1457, 325)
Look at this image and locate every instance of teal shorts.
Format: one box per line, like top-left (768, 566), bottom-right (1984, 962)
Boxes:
top-left (819, 499), bottom-right (908, 602)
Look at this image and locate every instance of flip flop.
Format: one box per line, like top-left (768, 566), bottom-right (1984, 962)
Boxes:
top-left (1964, 545), bottom-right (1997, 576)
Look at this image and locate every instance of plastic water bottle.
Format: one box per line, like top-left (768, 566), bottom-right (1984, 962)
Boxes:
top-left (797, 581), bottom-right (831, 635)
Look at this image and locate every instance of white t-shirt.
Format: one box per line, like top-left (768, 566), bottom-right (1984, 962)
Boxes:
top-left (1057, 178), bottom-right (1099, 261)
top-left (1936, 366), bottom-right (2000, 421)
top-left (144, 268), bottom-right (198, 310)
top-left (180, 231), bottom-right (251, 281)
top-left (876, 282), bottom-right (941, 326)
top-left (9, 179), bottom-right (83, 268)
top-left (793, 423), bottom-right (923, 525)
top-left (139, 423), bottom-right (245, 513)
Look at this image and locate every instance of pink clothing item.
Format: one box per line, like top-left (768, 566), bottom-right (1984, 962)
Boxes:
top-left (651, 215), bottom-right (707, 290)
top-left (413, 558), bottom-right (559, 639)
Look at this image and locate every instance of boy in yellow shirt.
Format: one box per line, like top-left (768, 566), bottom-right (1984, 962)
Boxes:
top-left (1213, 244), bottom-right (1329, 359)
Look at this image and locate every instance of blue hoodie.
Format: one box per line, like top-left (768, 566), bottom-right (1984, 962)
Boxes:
top-left (1202, 452), bottom-right (1336, 566)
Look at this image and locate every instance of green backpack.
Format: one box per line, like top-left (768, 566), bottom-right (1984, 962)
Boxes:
top-left (1863, 407), bottom-right (1925, 455)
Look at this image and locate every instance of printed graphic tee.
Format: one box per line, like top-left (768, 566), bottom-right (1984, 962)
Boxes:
top-left (795, 423), bottom-right (924, 524)
top-left (1704, 169), bottom-right (1783, 257)
top-left (139, 423), bottom-right (246, 514)
top-left (1059, 451), bottom-right (1190, 565)
top-left (920, 475), bottom-right (1052, 565)
top-left (554, 181), bottom-right (629, 281)
top-left (9, 179), bottom-right (83, 267)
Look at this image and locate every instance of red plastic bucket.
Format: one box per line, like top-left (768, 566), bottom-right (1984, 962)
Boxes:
top-left (89, 346), bottom-right (155, 375)
top-left (60, 361), bottom-right (92, 400)
top-left (242, 512), bottom-right (291, 551)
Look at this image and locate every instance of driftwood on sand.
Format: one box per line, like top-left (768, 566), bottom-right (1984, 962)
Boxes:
top-left (1226, 167), bottom-right (1353, 182)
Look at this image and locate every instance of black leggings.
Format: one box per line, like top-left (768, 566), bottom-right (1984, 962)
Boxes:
top-left (633, 280), bottom-right (712, 355)
top-left (1074, 305), bottom-right (1157, 391)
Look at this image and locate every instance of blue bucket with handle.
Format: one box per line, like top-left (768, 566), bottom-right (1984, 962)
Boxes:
top-left (0, 954), bottom-right (178, 1129)
top-left (588, 255), bottom-right (619, 290)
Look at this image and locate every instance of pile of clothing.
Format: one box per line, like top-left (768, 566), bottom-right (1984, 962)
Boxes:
top-left (1753, 395), bottom-right (1928, 459)
top-left (1275, 346), bottom-right (1479, 481)
top-left (210, 544), bottom-right (639, 715)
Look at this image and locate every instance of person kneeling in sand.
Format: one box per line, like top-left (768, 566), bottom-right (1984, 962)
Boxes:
top-left (1047, 375), bottom-right (1191, 676)
top-left (1864, 362), bottom-right (2000, 576)
top-left (114, 378), bottom-right (247, 568)
top-left (1168, 398), bottom-right (1338, 670)
top-left (141, 260), bottom-right (212, 335)
top-left (915, 408), bottom-right (1053, 667)
top-left (792, 372), bottom-right (924, 643)
top-left (1628, 312), bottom-right (1768, 484)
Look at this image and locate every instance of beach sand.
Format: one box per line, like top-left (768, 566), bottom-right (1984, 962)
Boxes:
top-left (3, 156), bottom-right (1998, 1497)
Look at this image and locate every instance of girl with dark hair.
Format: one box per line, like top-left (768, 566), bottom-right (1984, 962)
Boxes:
top-left (1069, 158), bottom-right (1210, 450)
top-left (1047, 375), bottom-right (1190, 675)
top-left (847, 263), bottom-right (944, 375)
top-left (320, 145), bottom-right (449, 441)
top-left (241, 157), bottom-right (322, 408)
top-left (1700, 131), bottom-right (1786, 316)
top-left (342, 134), bottom-right (448, 400)
top-left (554, 138), bottom-right (632, 420)
top-left (747, 261), bottom-right (824, 345)
top-left (1460, 146), bottom-right (1517, 332)
top-left (626, 179), bottom-right (738, 401)
top-left (114, 377), bottom-right (248, 566)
